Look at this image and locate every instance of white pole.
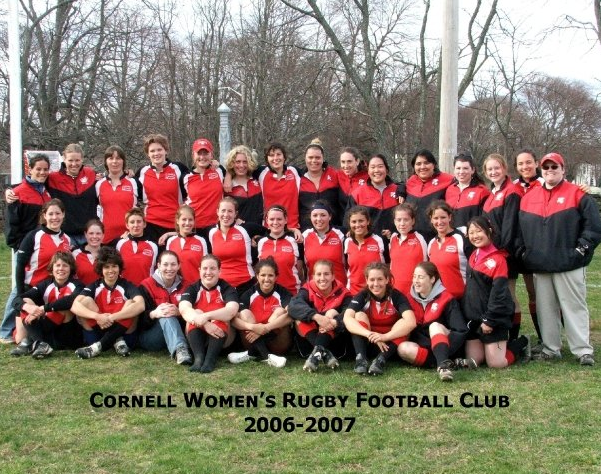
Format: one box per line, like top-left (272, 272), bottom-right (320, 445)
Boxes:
top-left (438, 0), bottom-right (459, 173)
top-left (8, 0), bottom-right (22, 289)
top-left (218, 103), bottom-right (231, 166)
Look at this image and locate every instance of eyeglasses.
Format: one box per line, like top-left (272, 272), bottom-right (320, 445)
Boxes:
top-left (541, 164), bottom-right (559, 170)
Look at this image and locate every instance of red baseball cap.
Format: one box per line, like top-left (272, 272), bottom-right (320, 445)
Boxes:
top-left (540, 152), bottom-right (564, 167)
top-left (192, 138), bottom-right (213, 153)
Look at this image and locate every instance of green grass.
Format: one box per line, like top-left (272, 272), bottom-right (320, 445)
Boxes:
top-left (0, 239), bottom-right (600, 474)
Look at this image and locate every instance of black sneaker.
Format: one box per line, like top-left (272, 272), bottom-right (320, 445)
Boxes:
top-left (354, 354), bottom-right (368, 375)
top-left (10, 339), bottom-right (33, 357)
top-left (31, 341), bottom-right (53, 359)
top-left (519, 335), bottom-right (531, 363)
top-left (368, 353), bottom-right (386, 376)
top-left (75, 342), bottom-right (101, 359)
top-left (454, 357), bottom-right (478, 370)
top-left (303, 346), bottom-right (323, 372)
top-left (321, 348), bottom-right (339, 369)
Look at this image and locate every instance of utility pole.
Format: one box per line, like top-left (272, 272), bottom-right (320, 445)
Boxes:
top-left (438, 0), bottom-right (459, 173)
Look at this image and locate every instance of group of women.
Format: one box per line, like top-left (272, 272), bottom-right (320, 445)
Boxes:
top-left (3, 137), bottom-right (547, 381)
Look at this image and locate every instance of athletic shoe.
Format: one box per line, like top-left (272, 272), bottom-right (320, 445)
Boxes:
top-left (31, 341), bottom-right (54, 359)
top-left (113, 337), bottom-right (130, 357)
top-left (530, 341), bottom-right (544, 356)
top-left (531, 351), bottom-right (561, 361)
top-left (0, 337), bottom-right (14, 345)
top-left (368, 353), bottom-right (386, 376)
top-left (303, 346), bottom-right (323, 372)
top-left (265, 354), bottom-right (287, 368)
top-left (10, 339), bottom-right (33, 357)
top-left (227, 351), bottom-right (254, 364)
top-left (454, 358), bottom-right (478, 370)
top-left (75, 342), bottom-right (101, 359)
top-left (519, 335), bottom-right (532, 363)
top-left (437, 360), bottom-right (454, 382)
top-left (354, 354), bottom-right (368, 375)
top-left (321, 348), bottom-right (339, 369)
top-left (175, 345), bottom-right (193, 365)
top-left (579, 354), bottom-right (595, 366)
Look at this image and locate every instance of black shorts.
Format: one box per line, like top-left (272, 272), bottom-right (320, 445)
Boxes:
top-left (466, 321), bottom-right (509, 344)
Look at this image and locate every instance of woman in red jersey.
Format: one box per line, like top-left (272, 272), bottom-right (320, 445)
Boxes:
top-left (208, 197), bottom-right (262, 295)
top-left (11, 252), bottom-right (84, 357)
top-left (179, 254), bottom-right (239, 373)
top-left (344, 262), bottom-right (416, 376)
top-left (184, 138), bottom-right (225, 231)
top-left (462, 217), bottom-right (529, 368)
top-left (256, 142), bottom-right (301, 230)
top-left (257, 205), bottom-right (303, 295)
top-left (72, 219), bottom-right (105, 286)
top-left (227, 257), bottom-right (292, 368)
top-left (344, 206), bottom-right (386, 295)
top-left (337, 146), bottom-right (368, 213)
top-left (224, 145), bottom-right (263, 226)
top-left (16, 199), bottom-right (72, 298)
top-left (445, 153), bottom-right (490, 233)
top-left (399, 261), bottom-right (469, 382)
top-left (388, 203), bottom-right (428, 297)
top-left (289, 260), bottom-right (352, 372)
top-left (136, 134), bottom-right (189, 242)
top-left (302, 200), bottom-right (346, 286)
top-left (426, 200), bottom-right (472, 299)
top-left (298, 139), bottom-right (340, 230)
top-left (348, 154), bottom-right (398, 236)
top-left (95, 145), bottom-right (139, 243)
top-left (396, 149), bottom-right (454, 242)
top-left (72, 246), bottom-right (144, 359)
top-left (165, 205), bottom-right (209, 284)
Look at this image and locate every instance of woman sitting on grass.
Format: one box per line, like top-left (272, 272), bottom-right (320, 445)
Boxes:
top-left (11, 252), bottom-right (84, 358)
top-left (228, 257), bottom-right (292, 368)
top-left (462, 216), bottom-right (529, 368)
top-left (179, 254), bottom-right (239, 373)
top-left (288, 259), bottom-right (352, 373)
top-left (398, 261), bottom-right (470, 382)
top-left (71, 247), bottom-right (144, 359)
top-left (343, 262), bottom-right (416, 376)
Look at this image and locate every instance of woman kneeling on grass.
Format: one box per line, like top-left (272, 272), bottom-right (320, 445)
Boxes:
top-left (398, 262), bottom-right (470, 382)
top-left (72, 247), bottom-right (145, 359)
top-left (343, 263), bottom-right (416, 376)
top-left (288, 259), bottom-right (352, 372)
top-left (11, 252), bottom-right (84, 358)
top-left (228, 257), bottom-right (292, 368)
top-left (462, 217), bottom-right (530, 368)
top-left (179, 255), bottom-right (239, 373)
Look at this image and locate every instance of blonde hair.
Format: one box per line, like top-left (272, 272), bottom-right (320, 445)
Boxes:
top-left (63, 143), bottom-right (84, 156)
top-left (482, 153), bottom-right (508, 176)
top-left (225, 145), bottom-right (257, 177)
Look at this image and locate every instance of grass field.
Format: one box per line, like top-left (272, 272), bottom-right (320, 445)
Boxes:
top-left (0, 238), bottom-right (600, 474)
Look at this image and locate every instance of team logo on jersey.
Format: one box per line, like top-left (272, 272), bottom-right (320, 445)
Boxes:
top-left (557, 197), bottom-right (565, 204)
top-left (191, 245), bottom-right (203, 252)
top-left (80, 176), bottom-right (89, 185)
top-left (327, 175), bottom-right (332, 181)
top-left (485, 258), bottom-right (497, 269)
top-left (232, 234), bottom-right (243, 241)
top-left (285, 174), bottom-right (295, 181)
top-left (281, 246), bottom-right (293, 253)
top-left (495, 192), bottom-right (504, 201)
top-left (367, 245), bottom-right (379, 252)
top-left (113, 297), bottom-right (124, 304)
top-left (143, 249), bottom-right (154, 257)
top-left (390, 191), bottom-right (396, 198)
top-left (252, 180), bottom-right (259, 186)
top-left (407, 239), bottom-right (417, 245)
top-left (445, 245), bottom-right (457, 253)
top-left (431, 302), bottom-right (439, 313)
top-left (328, 238), bottom-right (341, 245)
top-left (468, 191), bottom-right (476, 200)
top-left (122, 186), bottom-right (133, 192)
top-left (358, 179), bottom-right (366, 186)
top-left (433, 179), bottom-right (439, 186)
top-left (165, 173), bottom-right (176, 180)
top-left (208, 172), bottom-right (219, 179)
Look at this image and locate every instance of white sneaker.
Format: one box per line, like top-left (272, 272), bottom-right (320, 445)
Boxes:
top-left (227, 351), bottom-right (254, 364)
top-left (265, 353), bottom-right (287, 368)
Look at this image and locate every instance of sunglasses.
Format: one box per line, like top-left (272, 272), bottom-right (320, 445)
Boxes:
top-left (541, 164), bottom-right (559, 170)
